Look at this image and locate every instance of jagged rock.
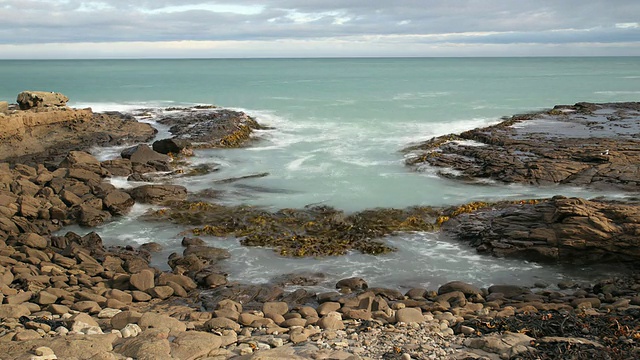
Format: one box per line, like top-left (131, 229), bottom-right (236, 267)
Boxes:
top-left (406, 102), bottom-right (640, 192)
top-left (102, 190), bottom-right (134, 215)
top-left (152, 138), bottom-right (192, 155)
top-left (17, 91), bottom-right (69, 110)
top-left (442, 197), bottom-right (640, 264)
top-left (121, 144), bottom-right (170, 165)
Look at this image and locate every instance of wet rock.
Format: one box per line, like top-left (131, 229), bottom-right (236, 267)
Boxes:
top-left (155, 108), bottom-right (263, 148)
top-left (406, 102), bottom-right (640, 192)
top-left (183, 245), bottom-right (230, 261)
top-left (129, 184), bottom-right (187, 204)
top-left (441, 196), bottom-right (640, 264)
top-left (102, 190), bottom-right (134, 215)
top-left (438, 281), bottom-right (482, 296)
top-left (121, 144), bottom-right (170, 165)
top-left (152, 138), bottom-right (192, 155)
top-left (336, 277), bottom-right (368, 291)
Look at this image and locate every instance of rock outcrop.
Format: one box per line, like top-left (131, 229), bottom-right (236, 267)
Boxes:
top-left (441, 196), bottom-right (640, 264)
top-left (0, 105), bottom-right (156, 166)
top-left (17, 91), bottom-right (69, 110)
top-left (156, 108), bottom-right (264, 148)
top-left (405, 102), bottom-right (640, 191)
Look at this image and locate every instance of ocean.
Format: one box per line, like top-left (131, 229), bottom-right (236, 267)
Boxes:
top-left (2, 57), bottom-right (639, 291)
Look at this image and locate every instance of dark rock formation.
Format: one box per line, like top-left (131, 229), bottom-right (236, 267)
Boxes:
top-left (405, 102), bottom-right (640, 191)
top-left (156, 108), bottom-right (264, 148)
top-left (441, 196), bottom-right (640, 264)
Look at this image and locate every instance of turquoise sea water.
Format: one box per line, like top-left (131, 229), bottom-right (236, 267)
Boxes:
top-left (2, 57), bottom-right (639, 290)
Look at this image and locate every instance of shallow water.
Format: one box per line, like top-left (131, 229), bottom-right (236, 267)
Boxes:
top-left (4, 57), bottom-right (638, 290)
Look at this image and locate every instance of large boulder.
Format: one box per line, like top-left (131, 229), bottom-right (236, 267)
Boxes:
top-left (152, 138), bottom-right (192, 155)
top-left (17, 91), bottom-right (69, 110)
top-left (0, 101), bottom-right (8, 115)
top-left (121, 144), bottom-right (170, 165)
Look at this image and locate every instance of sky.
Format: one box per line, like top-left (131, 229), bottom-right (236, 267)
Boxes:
top-left (1, 0), bottom-right (640, 58)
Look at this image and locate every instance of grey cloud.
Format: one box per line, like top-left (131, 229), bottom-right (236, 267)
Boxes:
top-left (0, 0), bottom-right (639, 48)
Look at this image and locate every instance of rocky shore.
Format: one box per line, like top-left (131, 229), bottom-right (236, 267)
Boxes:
top-left (1, 94), bottom-right (639, 359)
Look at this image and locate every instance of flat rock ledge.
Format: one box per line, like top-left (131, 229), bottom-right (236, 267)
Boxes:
top-left (0, 92), bottom-right (157, 167)
top-left (440, 196), bottom-right (640, 264)
top-left (405, 102), bottom-right (640, 191)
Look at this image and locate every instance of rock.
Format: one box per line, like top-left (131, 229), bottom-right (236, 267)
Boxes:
top-left (17, 91), bottom-right (69, 110)
top-left (464, 331), bottom-right (534, 356)
top-left (104, 289), bottom-right (133, 303)
top-left (17, 232), bottom-right (47, 249)
top-left (0, 101), bottom-right (7, 115)
top-left (148, 286), bottom-right (174, 299)
top-left (317, 302), bottom-right (341, 316)
top-left (139, 312), bottom-right (187, 335)
top-left (317, 312), bottom-right (344, 330)
top-left (442, 197), bottom-right (640, 264)
top-left (170, 330), bottom-right (222, 360)
top-left (214, 308), bottom-right (240, 322)
top-left (139, 242), bottom-right (163, 253)
top-left (129, 269), bottom-right (155, 291)
top-left (406, 102), bottom-right (640, 192)
top-left (204, 273), bottom-right (228, 288)
top-left (120, 323), bottom-right (142, 338)
top-left (121, 144), bottom-right (170, 164)
top-left (118, 328), bottom-right (172, 360)
top-left (336, 277), bottom-right (368, 291)
top-left (72, 300), bottom-right (102, 314)
top-left (0, 304), bottom-right (31, 320)
top-left (129, 184), bottom-right (187, 205)
top-left (152, 138), bottom-right (192, 155)
top-left (488, 285), bottom-right (531, 298)
top-left (438, 281), bottom-right (482, 296)
top-left (59, 150), bottom-right (101, 169)
top-left (571, 298), bottom-right (601, 309)
top-left (78, 204), bottom-right (112, 227)
top-left (396, 307), bottom-right (425, 323)
top-left (204, 317), bottom-right (241, 332)
top-left (155, 108), bottom-right (261, 148)
top-left (35, 290), bottom-right (58, 305)
top-left (102, 190), bottom-right (134, 215)
top-left (183, 245), bottom-right (231, 261)
top-left (111, 310), bottom-right (143, 330)
top-left (263, 301), bottom-right (289, 316)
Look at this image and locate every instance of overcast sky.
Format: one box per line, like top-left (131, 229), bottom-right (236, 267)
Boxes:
top-left (1, 0), bottom-right (639, 58)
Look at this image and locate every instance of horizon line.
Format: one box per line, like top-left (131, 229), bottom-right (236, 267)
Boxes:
top-left (2, 55), bottom-right (640, 61)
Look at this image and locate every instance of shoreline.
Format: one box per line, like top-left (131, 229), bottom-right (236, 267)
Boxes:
top-left (1, 93), bottom-right (639, 359)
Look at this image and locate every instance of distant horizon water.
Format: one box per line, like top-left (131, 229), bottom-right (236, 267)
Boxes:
top-left (2, 57), bottom-right (639, 290)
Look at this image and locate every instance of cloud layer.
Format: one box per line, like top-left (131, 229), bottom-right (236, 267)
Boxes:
top-left (1, 0), bottom-right (639, 57)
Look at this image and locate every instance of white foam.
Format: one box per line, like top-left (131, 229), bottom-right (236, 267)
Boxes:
top-left (69, 101), bottom-right (183, 113)
top-left (286, 154), bottom-right (314, 171)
